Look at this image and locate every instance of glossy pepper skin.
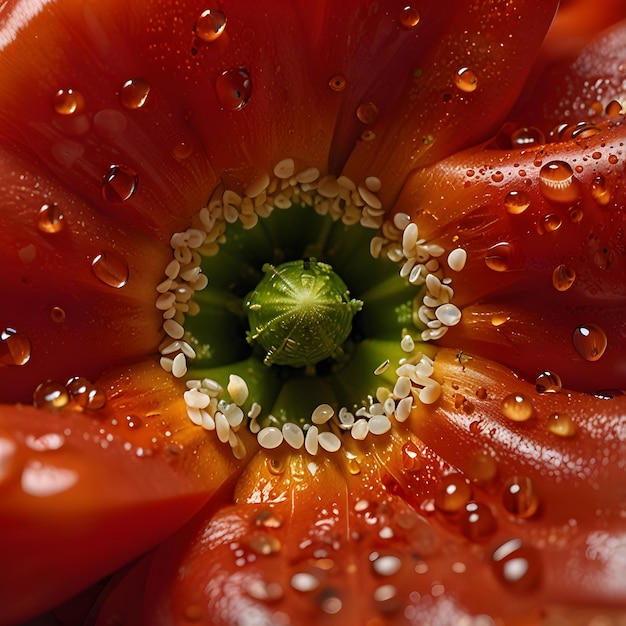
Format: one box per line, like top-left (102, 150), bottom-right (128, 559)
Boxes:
top-left (1, 1), bottom-right (626, 625)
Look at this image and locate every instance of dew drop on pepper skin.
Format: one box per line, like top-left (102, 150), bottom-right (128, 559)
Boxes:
top-left (356, 102), bottom-right (379, 124)
top-left (50, 306), bottom-right (66, 323)
top-left (399, 6), bottom-right (421, 28)
top-left (434, 473), bottom-right (472, 513)
top-left (101, 164), bottom-right (138, 203)
top-left (547, 412), bottom-right (578, 437)
top-left (194, 9), bottom-right (227, 42)
top-left (538, 161), bottom-right (580, 204)
top-left (33, 381), bottom-right (70, 410)
top-left (501, 393), bottom-right (534, 422)
top-left (485, 242), bottom-right (515, 272)
top-left (119, 78), bottom-right (151, 110)
top-left (401, 440), bottom-right (422, 471)
top-left (504, 190), bottom-right (530, 215)
top-left (454, 67), bottom-right (478, 93)
top-left (0, 328), bottom-right (31, 366)
top-left (459, 501), bottom-right (497, 542)
top-left (215, 67), bottom-right (252, 111)
top-left (535, 370), bottom-right (562, 394)
top-left (572, 324), bottom-right (607, 361)
top-left (510, 126), bottom-right (544, 147)
top-left (502, 476), bottom-right (539, 518)
top-left (491, 538), bottom-right (541, 591)
top-left (37, 203), bottom-right (64, 233)
top-left (542, 213), bottom-right (562, 233)
top-left (590, 175), bottom-right (611, 206)
top-left (466, 450), bottom-right (498, 484)
top-left (328, 74), bottom-right (346, 91)
top-left (552, 264), bottom-right (576, 292)
top-left (91, 250), bottom-right (129, 289)
top-left (52, 88), bottom-right (85, 115)
top-left (567, 205), bottom-right (584, 223)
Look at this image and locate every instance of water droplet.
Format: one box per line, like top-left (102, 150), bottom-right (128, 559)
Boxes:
top-left (593, 247), bottom-right (614, 270)
top-left (328, 74), bottom-right (346, 91)
top-left (172, 140), bottom-right (194, 160)
top-left (91, 250), bottom-right (129, 288)
top-left (50, 307), bottom-right (66, 323)
top-left (401, 441), bottom-right (421, 471)
top-left (608, 154), bottom-right (618, 165)
top-left (119, 78), bottom-right (151, 110)
top-left (547, 412), bottom-right (578, 437)
top-left (454, 67), bottom-right (478, 93)
top-left (33, 381), bottom-right (70, 410)
top-left (491, 171), bottom-right (504, 183)
top-left (434, 473), bottom-right (472, 513)
top-left (590, 175), bottom-right (611, 205)
top-left (501, 393), bottom-right (534, 422)
top-left (510, 126), bottom-right (545, 147)
top-left (570, 123), bottom-right (599, 140)
top-left (485, 242), bottom-right (515, 272)
top-left (504, 190), bottom-right (530, 214)
top-left (356, 102), bottom-right (379, 124)
top-left (535, 371), bottom-right (562, 394)
top-left (552, 264), bottom-right (576, 291)
top-left (572, 324), bottom-right (607, 361)
top-left (0, 328), bottom-right (31, 366)
top-left (491, 538), bottom-right (541, 591)
top-left (248, 532), bottom-right (281, 555)
top-left (215, 67), bottom-right (252, 111)
top-left (194, 9), bottom-right (227, 42)
top-left (542, 213), bottom-right (562, 232)
top-left (399, 6), bottom-right (421, 28)
top-left (460, 501), bottom-right (497, 542)
top-left (605, 100), bottom-right (623, 117)
top-left (466, 450), bottom-right (497, 484)
top-left (101, 164), bottom-right (138, 203)
top-left (567, 205), bottom-right (584, 223)
top-left (37, 203), bottom-right (64, 234)
top-left (538, 161), bottom-right (580, 204)
top-left (502, 476), bottom-right (539, 518)
top-left (255, 509), bottom-right (283, 529)
top-left (52, 89), bottom-right (85, 115)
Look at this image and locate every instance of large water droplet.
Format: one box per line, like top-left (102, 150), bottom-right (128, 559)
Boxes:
top-left (484, 242), bottom-right (515, 272)
top-left (434, 473), bottom-right (472, 513)
top-left (460, 501), bottom-right (497, 542)
top-left (215, 68), bottom-right (252, 111)
top-left (538, 161), bottom-right (580, 204)
top-left (552, 264), bottom-right (576, 291)
top-left (504, 190), bottom-right (530, 214)
top-left (119, 78), bottom-right (151, 110)
top-left (502, 476), bottom-right (539, 518)
top-left (547, 412), bottom-right (578, 437)
top-left (33, 381), bottom-right (70, 410)
top-left (37, 203), bottom-right (64, 234)
top-left (399, 6), bottom-right (421, 28)
top-left (101, 165), bottom-right (138, 204)
top-left (501, 393), bottom-right (534, 422)
top-left (542, 213), bottom-right (562, 233)
top-left (91, 250), bottom-right (129, 288)
top-left (356, 102), bottom-right (379, 124)
top-left (401, 440), bottom-right (421, 471)
top-left (491, 538), bottom-right (541, 591)
top-left (0, 328), bottom-right (31, 366)
top-left (510, 126), bottom-right (544, 147)
top-left (52, 88), bottom-right (85, 115)
top-left (572, 324), bottom-right (607, 361)
top-left (466, 450), bottom-right (498, 484)
top-left (454, 67), bottom-right (478, 93)
top-left (194, 9), bottom-right (227, 42)
top-left (534, 370), bottom-right (562, 394)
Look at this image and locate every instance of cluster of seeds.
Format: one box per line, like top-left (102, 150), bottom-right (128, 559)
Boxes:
top-left (183, 352), bottom-right (439, 456)
top-left (156, 158), bottom-right (466, 456)
top-left (371, 214), bottom-right (467, 341)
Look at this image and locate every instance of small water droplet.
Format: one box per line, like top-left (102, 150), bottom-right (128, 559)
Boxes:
top-left (567, 205), bottom-right (584, 223)
top-left (510, 126), bottom-right (545, 147)
top-left (572, 324), bottom-right (607, 361)
top-left (52, 89), bottom-right (85, 115)
top-left (119, 78), bottom-right (151, 110)
top-left (491, 171), bottom-right (504, 183)
top-left (485, 242), bottom-right (515, 272)
top-left (248, 532), bottom-right (281, 555)
top-left (542, 213), bottom-right (562, 233)
top-left (434, 473), bottom-right (472, 513)
top-left (466, 450), bottom-right (497, 484)
top-left (501, 393), bottom-right (534, 422)
top-left (491, 538), bottom-right (541, 591)
top-left (33, 381), bottom-right (70, 410)
top-left (399, 6), bottom-right (421, 28)
top-left (37, 203), bottom-right (64, 234)
top-left (356, 102), bottom-right (379, 124)
top-left (328, 74), bottom-right (346, 91)
top-left (401, 441), bottom-right (421, 471)
top-left (590, 175), bottom-right (611, 205)
top-left (504, 190), bottom-right (530, 214)
top-left (547, 412), bottom-right (578, 437)
top-left (593, 247), bottom-right (614, 270)
top-left (194, 9), bottom-right (227, 42)
top-left (0, 328), bottom-right (31, 366)
top-left (91, 250), bottom-right (129, 288)
top-left (538, 161), bottom-right (580, 204)
top-left (502, 476), bottom-right (539, 518)
top-left (535, 370), bottom-right (562, 393)
top-left (50, 307), bottom-right (66, 323)
top-left (215, 67), bottom-right (252, 111)
top-left (552, 264), bottom-right (576, 291)
top-left (454, 67), bottom-right (478, 93)
top-left (172, 140), bottom-right (194, 160)
top-left (102, 165), bottom-right (138, 204)
top-left (460, 501), bottom-right (497, 542)
top-left (608, 154), bottom-right (618, 165)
